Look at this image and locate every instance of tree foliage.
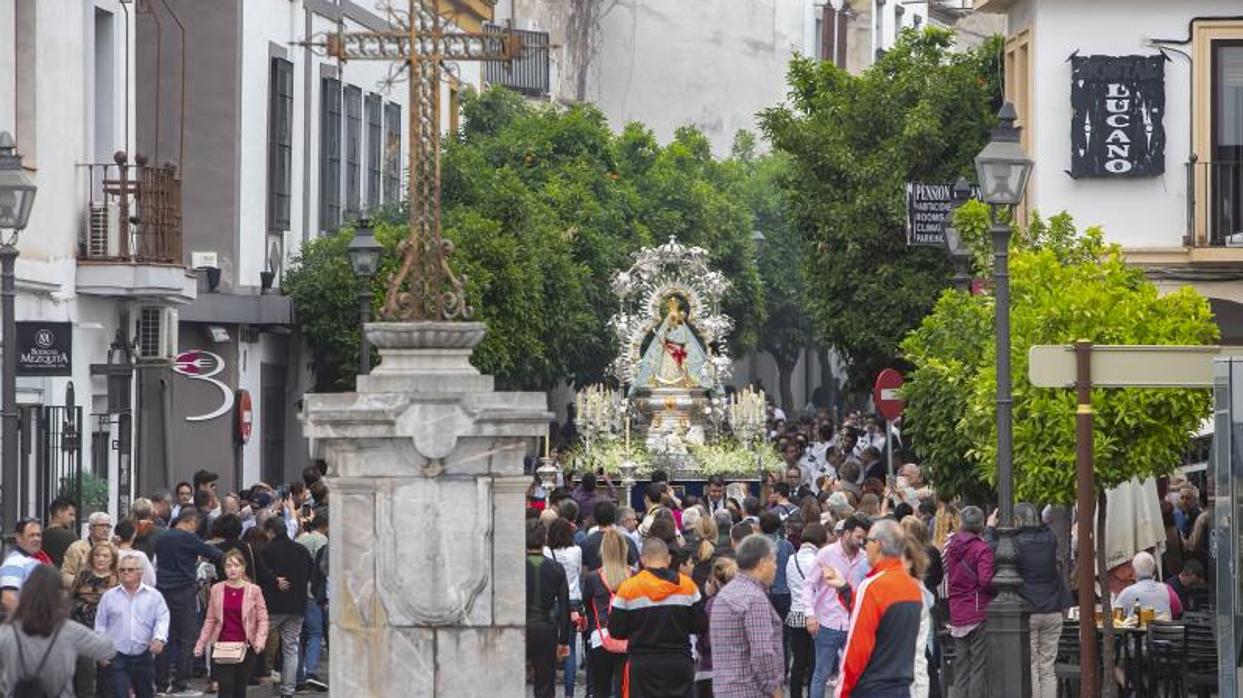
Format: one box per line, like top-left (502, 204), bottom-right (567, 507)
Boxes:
top-left (901, 206), bottom-right (1218, 504)
top-left (724, 134), bottom-right (811, 410)
top-left (285, 87), bottom-right (767, 392)
top-left (760, 28), bottom-right (1002, 392)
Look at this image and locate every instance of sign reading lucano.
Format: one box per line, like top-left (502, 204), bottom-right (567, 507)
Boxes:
top-left (905, 181), bottom-right (981, 247)
top-left (1070, 54), bottom-right (1166, 178)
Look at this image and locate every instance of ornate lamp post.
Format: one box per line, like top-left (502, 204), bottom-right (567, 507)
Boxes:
top-left (943, 176), bottom-right (974, 290)
top-left (975, 104), bottom-right (1034, 698)
top-left (347, 218), bottom-right (382, 375)
top-left (0, 133), bottom-right (35, 534)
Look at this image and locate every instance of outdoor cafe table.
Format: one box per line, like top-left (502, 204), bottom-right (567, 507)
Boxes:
top-left (1093, 623), bottom-right (1153, 698)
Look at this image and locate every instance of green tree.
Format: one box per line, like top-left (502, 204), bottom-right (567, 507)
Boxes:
top-left (901, 206), bottom-right (1217, 503)
top-left (760, 28), bottom-right (1002, 392)
top-left (723, 133), bottom-right (809, 411)
top-left (285, 87), bottom-right (765, 392)
top-left (901, 208), bottom-right (1217, 698)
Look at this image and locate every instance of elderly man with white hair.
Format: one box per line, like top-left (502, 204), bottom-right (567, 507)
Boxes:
top-left (61, 510), bottom-right (116, 589)
top-left (1114, 551), bottom-right (1181, 620)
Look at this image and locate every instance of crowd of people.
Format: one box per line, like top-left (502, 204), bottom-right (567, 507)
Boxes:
top-left (525, 408), bottom-right (1215, 698)
top-left (0, 465), bottom-right (331, 697)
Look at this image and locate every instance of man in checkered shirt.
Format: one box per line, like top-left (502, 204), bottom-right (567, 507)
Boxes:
top-left (709, 534), bottom-right (785, 698)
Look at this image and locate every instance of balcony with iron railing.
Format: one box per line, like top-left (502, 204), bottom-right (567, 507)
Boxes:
top-left (483, 25), bottom-right (550, 98)
top-left (1186, 157), bottom-right (1243, 248)
top-left (75, 151), bottom-right (195, 303)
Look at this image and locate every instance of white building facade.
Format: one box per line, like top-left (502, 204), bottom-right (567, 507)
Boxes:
top-left (978, 0), bottom-right (1243, 341)
top-left (0, 0), bottom-right (196, 525)
top-left (134, 0), bottom-right (488, 495)
top-left (0, 0), bottom-right (489, 519)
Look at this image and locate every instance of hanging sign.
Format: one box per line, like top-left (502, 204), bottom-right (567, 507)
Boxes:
top-left (16, 322), bottom-right (72, 376)
top-left (1070, 54), bottom-right (1166, 178)
top-left (172, 350), bottom-right (234, 421)
top-left (905, 182), bottom-right (980, 247)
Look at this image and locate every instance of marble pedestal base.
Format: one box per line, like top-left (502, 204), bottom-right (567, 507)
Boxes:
top-left (301, 322), bottom-right (549, 697)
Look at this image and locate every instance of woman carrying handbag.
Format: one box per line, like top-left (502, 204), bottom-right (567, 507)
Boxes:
top-left (194, 548), bottom-right (269, 698)
top-left (581, 528), bottom-right (631, 698)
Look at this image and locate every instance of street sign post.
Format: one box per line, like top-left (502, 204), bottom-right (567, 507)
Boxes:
top-left (1028, 344), bottom-right (1242, 388)
top-left (873, 369), bottom-right (905, 479)
top-left (1029, 342), bottom-right (1233, 696)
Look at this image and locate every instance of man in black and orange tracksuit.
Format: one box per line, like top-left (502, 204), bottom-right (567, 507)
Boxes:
top-left (608, 537), bottom-right (708, 697)
top-left (823, 518), bottom-right (923, 698)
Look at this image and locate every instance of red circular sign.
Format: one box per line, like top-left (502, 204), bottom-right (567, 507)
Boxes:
top-left (873, 369), bottom-right (905, 421)
top-left (236, 390), bottom-right (253, 444)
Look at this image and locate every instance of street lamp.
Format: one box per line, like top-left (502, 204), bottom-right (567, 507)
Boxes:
top-left (943, 176), bottom-right (973, 290)
top-left (347, 217), bottom-right (382, 375)
top-left (976, 104), bottom-right (1034, 698)
top-left (0, 132), bottom-right (35, 535)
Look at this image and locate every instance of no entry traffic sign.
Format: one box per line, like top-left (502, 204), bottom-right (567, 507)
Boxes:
top-left (873, 368), bottom-right (905, 421)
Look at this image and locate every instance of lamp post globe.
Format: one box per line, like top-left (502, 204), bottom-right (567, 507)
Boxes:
top-left (0, 131), bottom-right (33, 537)
top-left (943, 176), bottom-right (973, 290)
top-left (0, 133), bottom-right (36, 232)
top-left (348, 218), bottom-right (383, 376)
top-left (974, 103), bottom-right (1034, 208)
top-left (348, 217), bottom-right (382, 277)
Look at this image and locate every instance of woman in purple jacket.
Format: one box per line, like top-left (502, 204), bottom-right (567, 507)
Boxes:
top-left (943, 505), bottom-right (995, 698)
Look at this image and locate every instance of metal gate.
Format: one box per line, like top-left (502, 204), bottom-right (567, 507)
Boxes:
top-left (35, 406), bottom-right (84, 524)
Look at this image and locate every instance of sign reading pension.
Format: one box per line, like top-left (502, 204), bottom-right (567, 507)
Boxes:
top-left (1070, 54), bottom-right (1166, 178)
top-left (905, 181), bottom-right (981, 246)
top-left (16, 321), bottom-right (72, 376)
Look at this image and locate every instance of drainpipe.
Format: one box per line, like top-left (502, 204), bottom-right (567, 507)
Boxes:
top-left (160, 377), bottom-right (173, 488)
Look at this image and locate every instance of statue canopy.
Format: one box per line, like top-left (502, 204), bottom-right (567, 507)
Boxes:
top-left (609, 237), bottom-right (734, 392)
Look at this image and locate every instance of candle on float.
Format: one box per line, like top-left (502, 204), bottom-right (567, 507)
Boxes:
top-left (544, 424), bottom-right (551, 459)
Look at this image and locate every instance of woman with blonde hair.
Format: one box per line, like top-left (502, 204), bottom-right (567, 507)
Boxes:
top-left (581, 528), bottom-right (631, 698)
top-left (70, 542), bottom-right (119, 696)
top-left (902, 516), bottom-right (936, 698)
top-left (195, 548), bottom-right (270, 698)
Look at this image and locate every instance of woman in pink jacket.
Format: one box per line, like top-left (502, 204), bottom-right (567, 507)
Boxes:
top-left (195, 548), bottom-right (270, 698)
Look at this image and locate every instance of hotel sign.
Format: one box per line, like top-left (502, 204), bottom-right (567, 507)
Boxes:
top-left (1070, 54), bottom-right (1166, 178)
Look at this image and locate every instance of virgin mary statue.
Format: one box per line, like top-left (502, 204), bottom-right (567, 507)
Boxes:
top-left (634, 296), bottom-right (709, 390)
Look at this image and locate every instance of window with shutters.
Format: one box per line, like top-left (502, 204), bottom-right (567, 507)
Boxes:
top-left (344, 85), bottom-right (362, 218)
top-left (384, 102), bottom-right (402, 204)
top-left (268, 58), bottom-right (294, 232)
top-left (366, 94), bottom-right (382, 211)
top-left (320, 78), bottom-right (342, 232)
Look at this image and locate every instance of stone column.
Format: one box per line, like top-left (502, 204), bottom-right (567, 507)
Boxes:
top-left (302, 322), bottom-right (549, 696)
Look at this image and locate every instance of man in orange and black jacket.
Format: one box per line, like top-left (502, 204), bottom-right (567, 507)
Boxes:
top-left (608, 537), bottom-right (708, 697)
top-left (822, 518), bottom-right (923, 698)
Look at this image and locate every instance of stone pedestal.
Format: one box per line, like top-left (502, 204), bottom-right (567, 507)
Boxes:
top-left (301, 322), bottom-right (549, 697)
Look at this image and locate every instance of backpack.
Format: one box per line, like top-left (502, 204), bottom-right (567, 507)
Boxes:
top-left (13, 622), bottom-right (62, 698)
top-left (311, 544), bottom-right (329, 603)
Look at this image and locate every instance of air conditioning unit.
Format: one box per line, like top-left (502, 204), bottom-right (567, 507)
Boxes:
top-left (87, 202), bottom-right (121, 258)
top-left (137, 306), bottom-right (179, 360)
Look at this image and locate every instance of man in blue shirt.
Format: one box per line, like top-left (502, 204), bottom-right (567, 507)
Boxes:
top-left (1173, 486), bottom-right (1201, 538)
top-left (154, 509), bottom-right (222, 694)
top-left (96, 557), bottom-right (171, 698)
top-left (0, 518), bottom-right (47, 615)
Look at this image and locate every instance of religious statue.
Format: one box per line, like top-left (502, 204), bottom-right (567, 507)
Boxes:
top-left (635, 296), bottom-right (709, 390)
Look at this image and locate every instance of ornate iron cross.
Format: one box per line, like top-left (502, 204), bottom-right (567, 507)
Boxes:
top-left (322, 2), bottom-right (520, 321)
